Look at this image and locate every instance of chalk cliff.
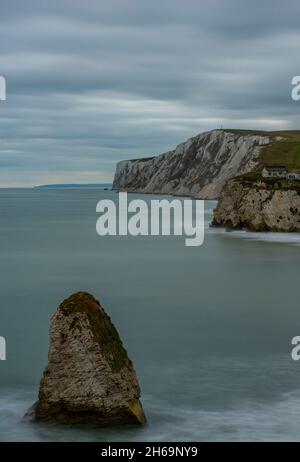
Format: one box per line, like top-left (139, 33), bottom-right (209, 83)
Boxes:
top-left (212, 177), bottom-right (300, 231)
top-left (28, 292), bottom-right (146, 425)
top-left (113, 130), bottom-right (277, 199)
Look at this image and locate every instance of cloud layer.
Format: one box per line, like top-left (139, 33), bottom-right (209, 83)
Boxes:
top-left (0, 0), bottom-right (300, 186)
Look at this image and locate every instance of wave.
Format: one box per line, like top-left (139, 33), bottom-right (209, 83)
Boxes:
top-left (211, 228), bottom-right (300, 247)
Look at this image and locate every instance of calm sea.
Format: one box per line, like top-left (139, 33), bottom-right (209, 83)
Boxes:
top-left (1, 188), bottom-right (300, 441)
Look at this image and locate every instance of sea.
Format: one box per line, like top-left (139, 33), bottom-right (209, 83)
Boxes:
top-left (1, 188), bottom-right (300, 441)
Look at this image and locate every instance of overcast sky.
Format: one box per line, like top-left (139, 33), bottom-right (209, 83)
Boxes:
top-left (0, 0), bottom-right (300, 186)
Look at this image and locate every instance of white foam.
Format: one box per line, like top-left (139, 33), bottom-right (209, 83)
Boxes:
top-left (219, 229), bottom-right (300, 247)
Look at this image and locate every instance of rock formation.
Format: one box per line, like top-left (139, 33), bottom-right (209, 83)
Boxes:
top-left (211, 177), bottom-right (300, 231)
top-left (29, 292), bottom-right (146, 425)
top-left (113, 129), bottom-right (279, 199)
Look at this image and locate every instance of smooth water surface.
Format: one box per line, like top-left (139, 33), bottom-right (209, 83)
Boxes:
top-left (0, 188), bottom-right (300, 441)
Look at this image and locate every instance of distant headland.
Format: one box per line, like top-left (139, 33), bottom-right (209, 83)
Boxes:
top-left (34, 183), bottom-right (112, 189)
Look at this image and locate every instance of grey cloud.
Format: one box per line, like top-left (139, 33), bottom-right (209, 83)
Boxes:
top-left (0, 0), bottom-right (300, 186)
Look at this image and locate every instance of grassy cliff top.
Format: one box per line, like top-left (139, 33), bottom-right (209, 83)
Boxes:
top-left (224, 130), bottom-right (300, 172)
top-left (224, 129), bottom-right (300, 138)
top-left (260, 135), bottom-right (300, 171)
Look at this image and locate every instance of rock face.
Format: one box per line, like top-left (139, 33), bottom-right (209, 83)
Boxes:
top-left (113, 130), bottom-right (278, 199)
top-left (33, 292), bottom-right (146, 425)
top-left (212, 178), bottom-right (300, 231)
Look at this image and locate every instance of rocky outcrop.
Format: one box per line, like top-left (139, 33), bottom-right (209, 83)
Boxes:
top-left (212, 178), bottom-right (300, 231)
top-left (29, 292), bottom-right (146, 425)
top-left (113, 130), bottom-right (279, 199)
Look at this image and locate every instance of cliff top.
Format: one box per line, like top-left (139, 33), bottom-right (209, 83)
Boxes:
top-left (259, 135), bottom-right (300, 171)
top-left (223, 129), bottom-right (300, 137)
top-left (117, 129), bottom-right (300, 167)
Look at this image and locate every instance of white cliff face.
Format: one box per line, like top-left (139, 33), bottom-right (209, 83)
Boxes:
top-left (113, 130), bottom-right (277, 199)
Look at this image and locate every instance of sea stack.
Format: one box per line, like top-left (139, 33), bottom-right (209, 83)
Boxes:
top-left (31, 292), bottom-right (146, 425)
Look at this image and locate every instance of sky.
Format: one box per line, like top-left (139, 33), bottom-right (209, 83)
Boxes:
top-left (0, 0), bottom-right (300, 187)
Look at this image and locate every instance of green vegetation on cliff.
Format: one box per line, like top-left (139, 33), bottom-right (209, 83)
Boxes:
top-left (260, 135), bottom-right (300, 171)
top-left (225, 129), bottom-right (300, 171)
top-left (228, 130), bottom-right (300, 185)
